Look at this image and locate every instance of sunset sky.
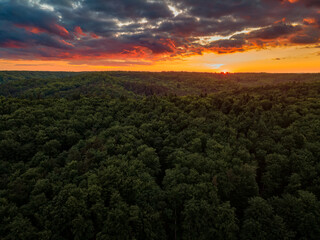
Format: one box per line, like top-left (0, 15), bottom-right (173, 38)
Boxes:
top-left (0, 0), bottom-right (319, 72)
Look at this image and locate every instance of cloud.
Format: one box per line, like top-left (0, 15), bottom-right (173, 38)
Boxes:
top-left (74, 26), bottom-right (86, 37)
top-left (291, 34), bottom-right (320, 43)
top-left (69, 59), bottom-right (153, 66)
top-left (83, 0), bottom-right (173, 20)
top-left (207, 36), bottom-right (247, 54)
top-left (272, 57), bottom-right (287, 60)
top-left (290, 27), bottom-right (320, 43)
top-left (300, 0), bottom-right (320, 7)
top-left (0, 1), bottom-right (70, 38)
top-left (0, 0), bottom-right (319, 64)
top-left (248, 23), bottom-right (301, 40)
top-left (207, 64), bottom-right (224, 69)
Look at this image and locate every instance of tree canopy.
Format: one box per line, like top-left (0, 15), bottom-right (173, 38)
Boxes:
top-left (1, 71), bottom-right (320, 239)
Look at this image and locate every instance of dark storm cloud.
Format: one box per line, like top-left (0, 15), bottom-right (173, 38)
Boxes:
top-left (290, 31), bottom-right (320, 43)
top-left (171, 0), bottom-right (309, 22)
top-left (156, 16), bottom-right (255, 37)
top-left (209, 35), bottom-right (246, 48)
top-left (0, 0), bottom-right (319, 60)
top-left (83, 0), bottom-right (172, 20)
top-left (170, 0), bottom-right (251, 17)
top-left (205, 34), bottom-right (247, 54)
top-left (248, 23), bottom-right (301, 40)
top-left (0, 23), bottom-right (72, 50)
top-left (300, 0), bottom-right (320, 7)
top-left (0, 1), bottom-right (70, 38)
top-left (40, 0), bottom-right (74, 8)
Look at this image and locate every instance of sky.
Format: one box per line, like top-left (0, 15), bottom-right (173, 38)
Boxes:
top-left (0, 0), bottom-right (319, 72)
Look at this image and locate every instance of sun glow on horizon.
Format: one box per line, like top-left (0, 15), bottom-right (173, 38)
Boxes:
top-left (2, 47), bottom-right (318, 73)
top-left (1, 44), bottom-right (319, 73)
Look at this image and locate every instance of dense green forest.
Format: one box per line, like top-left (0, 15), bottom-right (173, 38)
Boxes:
top-left (1, 71), bottom-right (320, 98)
top-left (1, 71), bottom-right (320, 239)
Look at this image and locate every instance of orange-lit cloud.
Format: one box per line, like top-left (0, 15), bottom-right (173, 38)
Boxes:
top-left (54, 24), bottom-right (69, 37)
top-left (303, 18), bottom-right (317, 24)
top-left (90, 33), bottom-right (100, 39)
top-left (59, 40), bottom-right (74, 47)
top-left (15, 24), bottom-right (46, 34)
top-left (274, 18), bottom-right (286, 24)
top-left (74, 26), bottom-right (87, 37)
top-left (1, 40), bottom-right (27, 48)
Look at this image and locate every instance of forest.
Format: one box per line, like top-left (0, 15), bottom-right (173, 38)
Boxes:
top-left (0, 71), bottom-right (320, 239)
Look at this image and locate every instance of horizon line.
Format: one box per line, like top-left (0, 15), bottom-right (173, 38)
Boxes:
top-left (1, 70), bottom-right (320, 74)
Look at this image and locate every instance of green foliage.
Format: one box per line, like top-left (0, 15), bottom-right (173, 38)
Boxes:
top-left (240, 197), bottom-right (293, 240)
top-left (0, 72), bottom-right (320, 239)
